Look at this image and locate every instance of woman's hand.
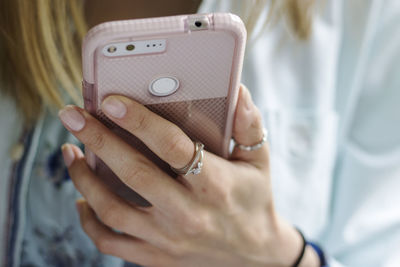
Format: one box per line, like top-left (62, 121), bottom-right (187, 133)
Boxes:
top-left (59, 85), bottom-right (315, 267)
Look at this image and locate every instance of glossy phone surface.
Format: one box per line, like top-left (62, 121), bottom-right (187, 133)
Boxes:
top-left (82, 13), bottom-right (246, 206)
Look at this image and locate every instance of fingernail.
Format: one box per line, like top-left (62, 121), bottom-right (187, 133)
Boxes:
top-left (58, 107), bottom-right (85, 131)
top-left (61, 144), bottom-right (75, 167)
top-left (101, 97), bottom-right (127, 119)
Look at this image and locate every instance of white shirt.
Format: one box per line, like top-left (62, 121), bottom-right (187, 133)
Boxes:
top-left (200, 0), bottom-right (399, 266)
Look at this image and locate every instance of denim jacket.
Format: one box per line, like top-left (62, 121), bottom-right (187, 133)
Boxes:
top-left (1, 107), bottom-right (144, 267)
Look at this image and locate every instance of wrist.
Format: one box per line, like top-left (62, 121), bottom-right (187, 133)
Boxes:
top-left (268, 216), bottom-right (320, 267)
top-left (298, 245), bottom-right (320, 267)
top-left (267, 215), bottom-right (303, 266)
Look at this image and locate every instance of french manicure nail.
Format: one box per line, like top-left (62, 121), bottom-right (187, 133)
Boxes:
top-left (102, 97), bottom-right (127, 119)
top-left (61, 144), bottom-right (75, 167)
top-left (58, 107), bottom-right (85, 131)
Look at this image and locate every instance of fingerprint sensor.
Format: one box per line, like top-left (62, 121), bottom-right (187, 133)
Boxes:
top-left (149, 76), bottom-right (179, 97)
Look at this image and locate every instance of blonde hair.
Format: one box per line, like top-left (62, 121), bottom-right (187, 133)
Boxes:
top-left (0, 0), bottom-right (314, 124)
top-left (0, 0), bottom-right (86, 125)
top-left (244, 0), bottom-right (314, 41)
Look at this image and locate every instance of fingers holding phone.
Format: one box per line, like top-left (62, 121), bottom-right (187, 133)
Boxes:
top-left (100, 95), bottom-right (196, 172)
top-left (60, 93), bottom-right (278, 266)
top-left (59, 105), bottom-right (191, 211)
top-left (231, 85), bottom-right (270, 171)
top-left (80, 13), bottom-right (246, 206)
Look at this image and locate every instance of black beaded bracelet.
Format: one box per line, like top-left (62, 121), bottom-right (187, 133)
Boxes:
top-left (292, 228), bottom-right (307, 267)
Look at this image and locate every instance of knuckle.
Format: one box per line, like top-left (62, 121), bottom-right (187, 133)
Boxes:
top-left (131, 111), bottom-right (149, 132)
top-left (156, 227), bottom-right (187, 258)
top-left (119, 164), bottom-right (142, 181)
top-left (164, 130), bottom-right (190, 160)
top-left (120, 163), bottom-right (153, 189)
top-left (179, 210), bottom-right (210, 237)
top-left (165, 240), bottom-right (187, 259)
top-left (95, 234), bottom-right (113, 254)
top-left (97, 202), bottom-right (121, 228)
top-left (212, 185), bottom-right (233, 208)
top-left (196, 166), bottom-right (233, 207)
top-left (86, 132), bottom-right (106, 151)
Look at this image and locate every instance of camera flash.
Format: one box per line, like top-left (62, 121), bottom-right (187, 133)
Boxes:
top-left (107, 46), bottom-right (117, 53)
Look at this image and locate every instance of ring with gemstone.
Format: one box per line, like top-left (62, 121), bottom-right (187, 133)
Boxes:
top-left (171, 141), bottom-right (204, 176)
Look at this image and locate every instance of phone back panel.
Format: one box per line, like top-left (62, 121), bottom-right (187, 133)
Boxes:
top-left (82, 13), bottom-right (246, 206)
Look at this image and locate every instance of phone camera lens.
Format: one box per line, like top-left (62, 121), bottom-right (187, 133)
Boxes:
top-left (126, 44), bottom-right (135, 51)
top-left (195, 21), bottom-right (202, 28)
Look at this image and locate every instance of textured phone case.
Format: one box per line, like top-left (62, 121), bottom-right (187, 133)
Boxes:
top-left (82, 13), bottom-right (246, 206)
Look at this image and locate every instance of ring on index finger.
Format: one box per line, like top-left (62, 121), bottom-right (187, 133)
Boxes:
top-left (171, 141), bottom-right (204, 176)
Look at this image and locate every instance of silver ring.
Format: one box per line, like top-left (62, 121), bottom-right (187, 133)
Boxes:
top-left (233, 128), bottom-right (268, 151)
top-left (171, 141), bottom-right (204, 176)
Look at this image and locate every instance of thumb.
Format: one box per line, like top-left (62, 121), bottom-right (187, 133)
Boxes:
top-left (231, 85), bottom-right (269, 170)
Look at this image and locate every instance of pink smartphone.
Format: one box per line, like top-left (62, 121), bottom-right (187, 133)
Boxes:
top-left (82, 13), bottom-right (246, 206)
